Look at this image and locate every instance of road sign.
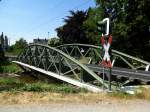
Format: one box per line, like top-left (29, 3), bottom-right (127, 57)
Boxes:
top-left (101, 35), bottom-right (112, 68)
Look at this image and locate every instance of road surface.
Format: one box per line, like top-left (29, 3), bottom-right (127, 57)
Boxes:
top-left (0, 100), bottom-right (150, 112)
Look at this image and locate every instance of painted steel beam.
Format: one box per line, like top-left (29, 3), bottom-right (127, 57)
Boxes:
top-left (13, 61), bottom-right (103, 93)
top-left (24, 44), bottom-right (109, 88)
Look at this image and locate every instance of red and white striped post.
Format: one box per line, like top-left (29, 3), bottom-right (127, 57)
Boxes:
top-left (100, 18), bottom-right (112, 91)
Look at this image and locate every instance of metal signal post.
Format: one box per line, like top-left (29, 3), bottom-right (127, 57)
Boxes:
top-left (97, 18), bottom-right (112, 91)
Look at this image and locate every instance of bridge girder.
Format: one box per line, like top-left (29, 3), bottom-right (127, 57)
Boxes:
top-left (56, 44), bottom-right (150, 71)
top-left (13, 44), bottom-right (150, 92)
top-left (15, 44), bottom-right (110, 92)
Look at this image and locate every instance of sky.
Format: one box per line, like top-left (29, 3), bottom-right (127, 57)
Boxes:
top-left (0, 0), bottom-right (96, 45)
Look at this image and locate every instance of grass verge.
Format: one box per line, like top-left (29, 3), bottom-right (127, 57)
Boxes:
top-left (0, 77), bottom-right (88, 93)
top-left (0, 77), bottom-right (150, 104)
top-left (0, 63), bottom-right (22, 73)
top-left (108, 87), bottom-right (150, 100)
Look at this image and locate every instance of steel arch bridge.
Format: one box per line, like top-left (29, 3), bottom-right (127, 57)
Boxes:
top-left (13, 44), bottom-right (150, 92)
top-left (57, 44), bottom-right (150, 71)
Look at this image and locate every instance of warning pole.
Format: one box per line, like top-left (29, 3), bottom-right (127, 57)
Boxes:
top-left (99, 18), bottom-right (112, 91)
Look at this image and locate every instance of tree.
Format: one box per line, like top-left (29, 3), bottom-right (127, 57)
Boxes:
top-left (48, 37), bottom-right (61, 47)
top-left (8, 38), bottom-right (28, 55)
top-left (84, 0), bottom-right (127, 44)
top-left (83, 7), bottom-right (104, 44)
top-left (0, 32), bottom-right (5, 63)
top-left (84, 0), bottom-right (150, 61)
top-left (111, 0), bottom-right (150, 61)
top-left (14, 38), bottom-right (28, 49)
top-left (56, 10), bottom-right (89, 44)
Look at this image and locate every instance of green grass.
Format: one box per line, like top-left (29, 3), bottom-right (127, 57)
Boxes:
top-left (0, 62), bottom-right (88, 93)
top-left (0, 63), bottom-right (22, 73)
top-left (0, 77), bottom-right (88, 93)
top-left (108, 91), bottom-right (133, 99)
top-left (5, 48), bottom-right (23, 56)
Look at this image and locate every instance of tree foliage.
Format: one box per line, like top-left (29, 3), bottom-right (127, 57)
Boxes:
top-left (84, 0), bottom-right (150, 61)
top-left (0, 33), bottom-right (5, 62)
top-left (8, 38), bottom-right (28, 55)
top-left (83, 7), bottom-right (104, 44)
top-left (56, 10), bottom-right (89, 44)
top-left (55, 0), bottom-right (150, 61)
top-left (13, 38), bottom-right (28, 49)
top-left (48, 37), bottom-right (61, 47)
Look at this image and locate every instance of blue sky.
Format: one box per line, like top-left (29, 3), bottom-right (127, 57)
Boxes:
top-left (0, 0), bottom-right (96, 45)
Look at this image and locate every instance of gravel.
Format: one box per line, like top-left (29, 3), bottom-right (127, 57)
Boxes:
top-left (0, 100), bottom-right (150, 112)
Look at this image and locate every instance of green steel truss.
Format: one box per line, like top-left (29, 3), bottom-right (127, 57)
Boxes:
top-left (16, 44), bottom-right (109, 90)
top-left (15, 43), bottom-right (150, 91)
top-left (57, 44), bottom-right (150, 71)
